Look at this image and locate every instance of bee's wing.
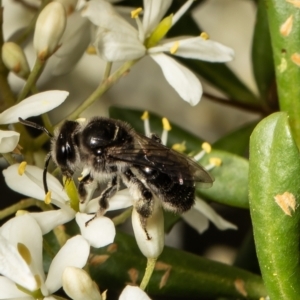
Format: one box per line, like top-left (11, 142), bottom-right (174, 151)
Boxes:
top-left (109, 133), bottom-right (214, 187)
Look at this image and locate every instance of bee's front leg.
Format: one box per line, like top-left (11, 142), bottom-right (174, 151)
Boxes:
top-left (78, 173), bottom-right (97, 204)
top-left (85, 175), bottom-right (119, 226)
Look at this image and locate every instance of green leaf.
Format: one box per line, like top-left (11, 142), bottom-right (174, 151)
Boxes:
top-left (213, 121), bottom-right (258, 156)
top-left (198, 150), bottom-right (249, 209)
top-left (90, 231), bottom-right (266, 299)
top-left (252, 0), bottom-right (275, 105)
top-left (266, 0), bottom-right (300, 146)
top-left (249, 112), bottom-right (300, 298)
top-left (109, 106), bottom-right (204, 152)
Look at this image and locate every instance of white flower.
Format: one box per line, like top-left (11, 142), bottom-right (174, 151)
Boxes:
top-left (83, 0), bottom-right (234, 105)
top-left (0, 214), bottom-right (90, 298)
top-left (3, 164), bottom-right (117, 248)
top-left (0, 90), bottom-right (69, 153)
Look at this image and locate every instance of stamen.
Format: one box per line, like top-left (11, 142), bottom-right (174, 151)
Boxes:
top-left (17, 243), bottom-right (32, 265)
top-left (205, 157), bottom-right (222, 171)
top-left (193, 142), bottom-right (212, 161)
top-left (170, 41), bottom-right (179, 54)
top-left (172, 141), bottom-right (186, 153)
top-left (161, 118), bottom-right (171, 146)
top-left (131, 7), bottom-right (143, 19)
top-left (86, 45), bottom-right (97, 55)
top-left (132, 8), bottom-right (144, 41)
top-left (172, 0), bottom-right (194, 26)
top-left (44, 191), bottom-right (52, 204)
top-left (200, 32), bottom-right (209, 40)
top-left (18, 161), bottom-right (27, 175)
top-left (141, 111), bottom-right (151, 137)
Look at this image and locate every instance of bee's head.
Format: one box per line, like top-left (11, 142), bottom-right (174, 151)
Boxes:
top-left (52, 120), bottom-right (80, 178)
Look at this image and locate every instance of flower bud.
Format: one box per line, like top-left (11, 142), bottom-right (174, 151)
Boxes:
top-left (2, 42), bottom-right (30, 78)
top-left (132, 199), bottom-right (164, 258)
top-left (33, 2), bottom-right (67, 61)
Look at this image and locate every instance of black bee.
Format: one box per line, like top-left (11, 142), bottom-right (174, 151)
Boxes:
top-left (19, 117), bottom-right (213, 238)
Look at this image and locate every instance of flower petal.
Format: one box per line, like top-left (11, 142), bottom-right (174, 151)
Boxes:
top-left (45, 235), bottom-right (90, 294)
top-left (150, 36), bottom-right (234, 62)
top-left (132, 200), bottom-right (164, 258)
top-left (193, 198), bottom-right (237, 231)
top-left (3, 164), bottom-right (69, 204)
top-left (95, 27), bottom-right (145, 62)
top-left (82, 0), bottom-right (136, 35)
top-left (181, 208), bottom-right (209, 234)
top-left (85, 189), bottom-right (133, 213)
top-left (62, 267), bottom-right (102, 300)
top-left (0, 91), bottom-right (69, 124)
top-left (0, 214), bottom-right (45, 290)
top-left (119, 285), bottom-right (151, 300)
top-left (0, 276), bottom-right (31, 299)
top-left (0, 235), bottom-right (38, 292)
top-left (53, 12), bottom-right (91, 76)
top-left (150, 53), bottom-right (202, 105)
top-left (142, 0), bottom-right (172, 38)
top-left (30, 209), bottom-right (76, 235)
top-left (76, 213), bottom-right (116, 248)
top-left (0, 130), bottom-right (19, 153)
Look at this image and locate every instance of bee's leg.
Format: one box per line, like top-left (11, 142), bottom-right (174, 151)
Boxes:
top-left (123, 169), bottom-right (153, 240)
top-left (85, 175), bottom-right (119, 227)
top-left (78, 173), bottom-right (96, 204)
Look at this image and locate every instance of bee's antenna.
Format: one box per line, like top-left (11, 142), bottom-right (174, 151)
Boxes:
top-left (43, 153), bottom-right (51, 194)
top-left (18, 117), bottom-right (53, 138)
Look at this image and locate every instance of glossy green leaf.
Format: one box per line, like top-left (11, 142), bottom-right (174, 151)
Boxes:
top-left (198, 150), bottom-right (249, 209)
top-left (266, 0), bottom-right (300, 146)
top-left (213, 121), bottom-right (258, 156)
top-left (249, 112), bottom-right (300, 299)
top-left (109, 106), bottom-right (204, 152)
top-left (252, 0), bottom-right (275, 104)
top-left (90, 231), bottom-right (266, 299)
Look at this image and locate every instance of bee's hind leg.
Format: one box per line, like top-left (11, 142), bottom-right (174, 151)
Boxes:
top-left (85, 175), bottom-right (119, 226)
top-left (123, 169), bottom-right (154, 240)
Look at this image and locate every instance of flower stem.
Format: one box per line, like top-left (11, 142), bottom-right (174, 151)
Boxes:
top-left (59, 59), bottom-right (138, 125)
top-left (140, 257), bottom-right (157, 290)
top-left (0, 198), bottom-right (51, 220)
top-left (103, 62), bottom-right (112, 80)
top-left (17, 58), bottom-right (45, 102)
top-left (2, 153), bottom-right (17, 165)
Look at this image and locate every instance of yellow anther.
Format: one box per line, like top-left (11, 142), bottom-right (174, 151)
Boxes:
top-left (16, 210), bottom-right (28, 216)
top-left (131, 7), bottom-right (143, 19)
top-left (141, 111), bottom-right (149, 120)
top-left (170, 41), bottom-right (179, 54)
top-left (44, 191), bottom-right (52, 204)
top-left (200, 32), bottom-right (209, 40)
top-left (86, 45), bottom-right (97, 55)
top-left (202, 142), bottom-right (211, 153)
top-left (17, 243), bottom-right (32, 265)
top-left (162, 117), bottom-right (171, 131)
top-left (209, 157), bottom-right (222, 167)
top-left (172, 142), bottom-right (186, 153)
top-left (78, 176), bottom-right (83, 181)
top-left (18, 161), bottom-right (27, 175)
